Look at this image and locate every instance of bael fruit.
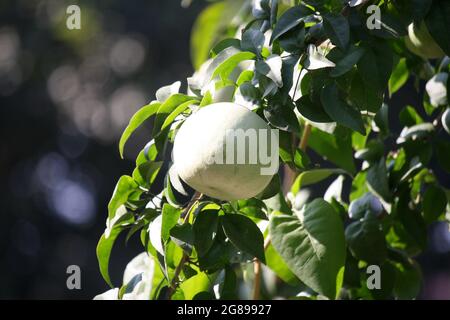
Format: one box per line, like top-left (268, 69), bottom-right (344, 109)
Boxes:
top-left (405, 22), bottom-right (445, 59)
top-left (172, 102), bottom-right (276, 201)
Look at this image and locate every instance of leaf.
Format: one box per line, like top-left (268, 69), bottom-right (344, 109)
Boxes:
top-left (108, 176), bottom-right (138, 219)
top-left (425, 73), bottom-right (448, 107)
top-left (366, 158), bottom-right (391, 203)
top-left (269, 199), bottom-right (346, 298)
top-left (255, 54), bottom-right (283, 87)
top-left (304, 44), bottom-right (336, 70)
top-left (422, 185), bottom-right (447, 224)
top-left (208, 47), bottom-right (256, 82)
top-left (263, 99), bottom-right (300, 133)
top-left (97, 227), bottom-right (122, 287)
top-left (330, 46), bottom-right (365, 78)
top-left (161, 204), bottom-right (181, 243)
top-left (291, 168), bottom-right (346, 195)
top-left (321, 83), bottom-right (365, 134)
top-left (442, 108), bottom-right (450, 135)
top-left (211, 38), bottom-right (241, 57)
top-left (193, 209), bottom-right (219, 256)
top-left (399, 105), bottom-right (423, 127)
top-left (424, 1), bottom-right (450, 56)
top-left (389, 58), bottom-right (409, 96)
top-left (234, 198), bottom-right (268, 220)
top-left (308, 126), bottom-right (356, 174)
top-left (221, 214), bottom-right (265, 263)
top-left (161, 100), bottom-right (196, 131)
top-left (357, 40), bottom-right (393, 94)
top-left (241, 29), bottom-right (265, 56)
top-left (345, 214), bottom-right (387, 264)
top-left (153, 94), bottom-right (197, 138)
top-left (190, 1), bottom-right (243, 69)
top-left (393, 261), bottom-right (422, 300)
top-left (265, 241), bottom-right (300, 286)
top-left (270, 5), bottom-right (314, 43)
top-left (323, 13), bottom-right (350, 50)
top-left (396, 123), bottom-right (434, 144)
top-left (296, 95), bottom-right (333, 123)
top-left (119, 102), bottom-right (161, 158)
top-left (179, 272), bottom-right (213, 300)
top-left (156, 81), bottom-right (181, 102)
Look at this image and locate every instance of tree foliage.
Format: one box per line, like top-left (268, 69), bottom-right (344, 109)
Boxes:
top-left (95, 0), bottom-right (450, 300)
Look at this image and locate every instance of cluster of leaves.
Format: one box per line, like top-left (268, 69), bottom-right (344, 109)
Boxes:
top-left (96, 0), bottom-right (450, 300)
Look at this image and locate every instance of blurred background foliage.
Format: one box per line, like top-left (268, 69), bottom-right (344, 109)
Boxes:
top-left (0, 0), bottom-right (449, 299)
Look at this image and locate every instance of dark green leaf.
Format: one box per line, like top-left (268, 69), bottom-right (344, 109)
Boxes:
top-left (422, 185), bottom-right (447, 224)
top-left (193, 209), bottom-right (219, 256)
top-left (323, 13), bottom-right (350, 50)
top-left (119, 102), bottom-right (160, 158)
top-left (270, 5), bottom-right (314, 43)
top-left (221, 214), bottom-right (265, 263)
top-left (366, 158), bottom-right (391, 203)
top-left (425, 1), bottom-right (450, 56)
top-left (270, 199), bottom-right (346, 299)
top-left (321, 83), bottom-right (365, 134)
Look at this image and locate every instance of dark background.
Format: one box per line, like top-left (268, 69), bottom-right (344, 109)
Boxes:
top-left (0, 0), bottom-right (449, 299)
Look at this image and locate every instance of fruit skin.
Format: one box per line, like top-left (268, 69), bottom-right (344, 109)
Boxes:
top-left (405, 22), bottom-right (445, 59)
top-left (172, 102), bottom-right (275, 201)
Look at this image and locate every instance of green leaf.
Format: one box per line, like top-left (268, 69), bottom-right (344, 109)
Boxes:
top-left (399, 105), bottom-right (423, 127)
top-left (108, 176), bottom-right (138, 219)
top-left (233, 198), bottom-right (268, 220)
top-left (291, 168), bottom-right (346, 195)
top-left (345, 214), bottom-right (387, 264)
top-left (179, 272), bottom-right (213, 300)
top-left (270, 5), bottom-right (314, 43)
top-left (119, 102), bottom-right (160, 158)
top-left (153, 95), bottom-right (197, 138)
top-left (263, 99), bottom-right (300, 133)
top-left (190, 1), bottom-right (243, 69)
top-left (321, 83), bottom-right (365, 134)
top-left (330, 46), bottom-right (365, 78)
top-left (308, 126), bottom-right (356, 174)
top-left (422, 185), bottom-right (447, 224)
top-left (161, 100), bottom-right (195, 131)
top-left (424, 1), bottom-right (450, 56)
top-left (357, 40), bottom-right (393, 94)
top-left (241, 29), bottom-right (265, 56)
top-left (389, 58), bottom-right (409, 96)
top-left (265, 242), bottom-right (300, 286)
top-left (193, 209), bottom-right (219, 257)
top-left (161, 204), bottom-right (181, 243)
top-left (209, 47), bottom-right (256, 81)
top-left (255, 54), bottom-right (283, 87)
top-left (366, 158), bottom-right (391, 203)
top-left (221, 214), bottom-right (265, 263)
top-left (323, 13), bottom-right (349, 50)
top-left (393, 260), bottom-right (422, 300)
top-left (97, 227), bottom-right (122, 287)
top-left (270, 199), bottom-right (346, 299)
top-left (156, 81), bottom-right (181, 102)
top-left (296, 95), bottom-right (333, 123)
top-left (211, 38), bottom-right (241, 57)
top-left (170, 223), bottom-right (194, 253)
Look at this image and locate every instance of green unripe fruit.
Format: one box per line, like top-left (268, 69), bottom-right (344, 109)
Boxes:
top-left (172, 102), bottom-right (276, 201)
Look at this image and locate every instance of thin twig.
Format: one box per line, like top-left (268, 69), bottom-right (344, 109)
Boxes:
top-left (167, 191), bottom-right (201, 299)
top-left (252, 260), bottom-right (262, 300)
